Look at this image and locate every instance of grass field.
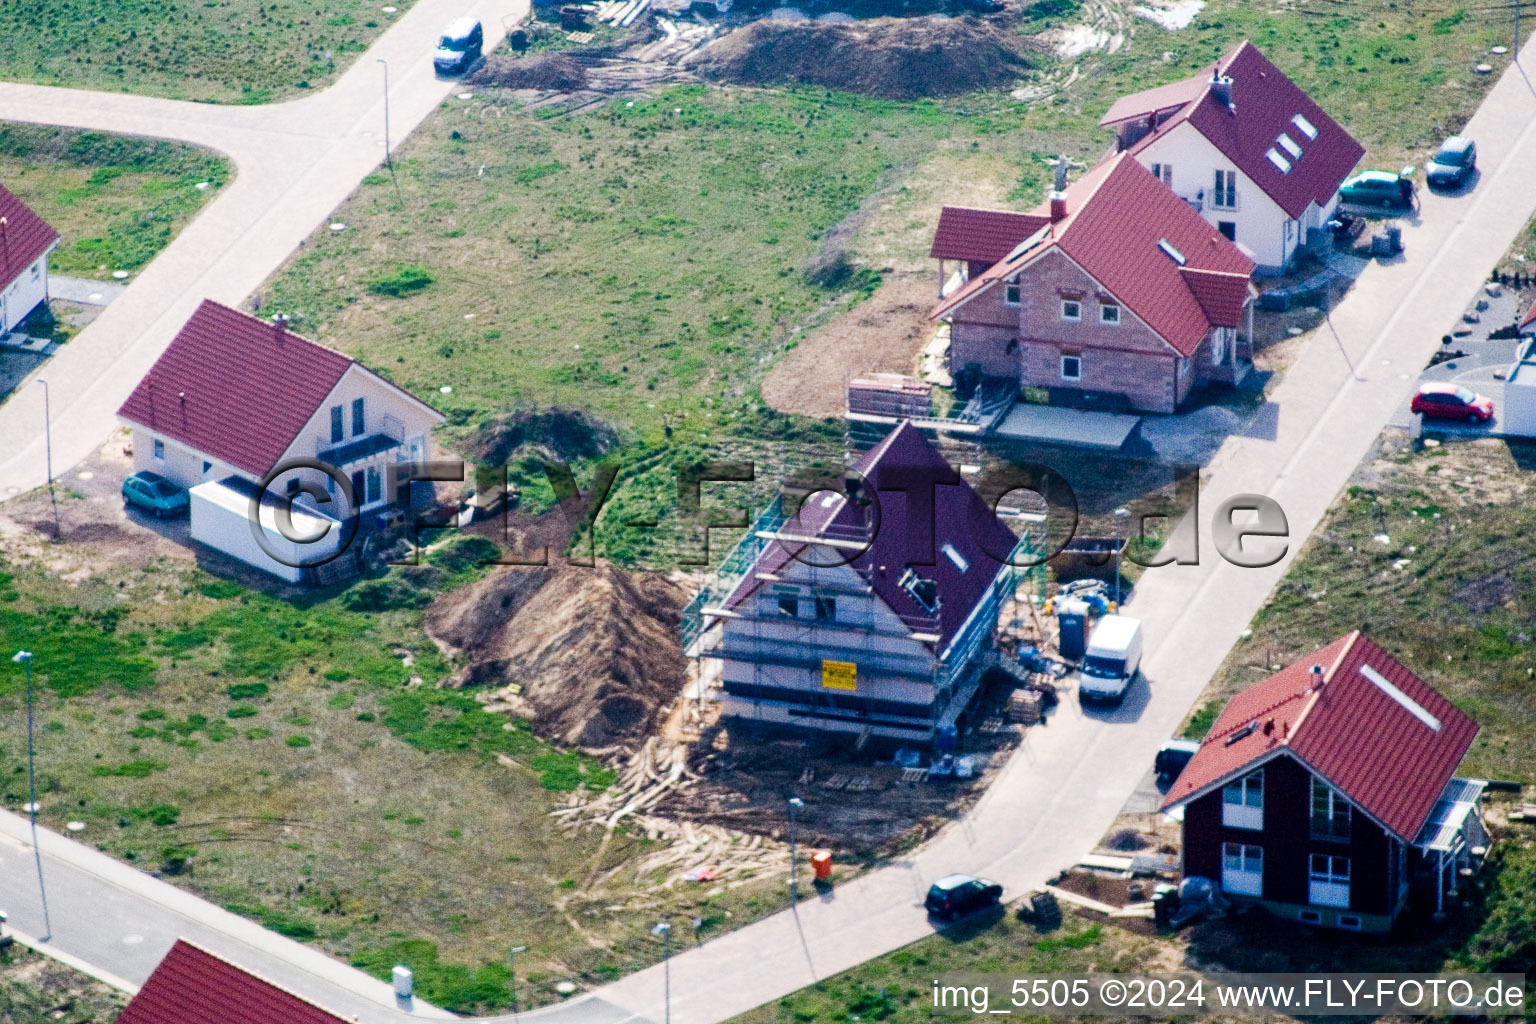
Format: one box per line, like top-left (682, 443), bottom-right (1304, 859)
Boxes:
top-left (0, 945), bottom-right (127, 1024)
top-left (0, 531), bottom-right (791, 1014)
top-left (0, 0), bottom-right (416, 103)
top-left (0, 123), bottom-right (228, 277)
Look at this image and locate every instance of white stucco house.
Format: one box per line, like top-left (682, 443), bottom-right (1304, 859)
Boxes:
top-left (0, 183), bottom-right (60, 334)
top-left (117, 299), bottom-right (445, 582)
top-left (1099, 41), bottom-right (1365, 275)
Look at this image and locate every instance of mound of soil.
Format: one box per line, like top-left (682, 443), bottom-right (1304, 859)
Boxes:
top-left (469, 53), bottom-right (590, 92)
top-left (462, 406), bottom-right (620, 466)
top-left (425, 562), bottom-right (687, 750)
top-left (689, 16), bottom-right (1036, 100)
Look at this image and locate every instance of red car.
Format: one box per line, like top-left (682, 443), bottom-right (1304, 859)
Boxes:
top-left (1410, 383), bottom-right (1493, 424)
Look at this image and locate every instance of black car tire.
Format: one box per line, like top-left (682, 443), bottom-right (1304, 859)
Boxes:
top-left (1467, 413), bottom-right (1481, 424)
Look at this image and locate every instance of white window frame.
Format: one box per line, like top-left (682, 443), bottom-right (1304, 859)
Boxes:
top-left (1060, 355), bottom-right (1082, 382)
top-left (1311, 778), bottom-right (1351, 841)
top-left (1308, 854), bottom-right (1351, 909)
top-left (1060, 299), bottom-right (1082, 322)
top-left (152, 438), bottom-right (166, 461)
top-left (1222, 769), bottom-right (1264, 830)
top-left (1099, 303), bottom-right (1121, 326)
top-left (1221, 842), bottom-right (1263, 897)
top-left (1151, 162), bottom-right (1173, 187)
top-left (1003, 281), bottom-right (1021, 307)
top-left (1213, 169), bottom-right (1238, 210)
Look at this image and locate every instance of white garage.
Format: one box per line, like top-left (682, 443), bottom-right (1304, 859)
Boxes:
top-left (190, 478), bottom-right (345, 584)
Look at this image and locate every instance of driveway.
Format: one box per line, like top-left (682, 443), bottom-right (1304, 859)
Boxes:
top-left (0, 0), bottom-right (526, 501)
top-left (4, 31), bottom-right (1536, 1024)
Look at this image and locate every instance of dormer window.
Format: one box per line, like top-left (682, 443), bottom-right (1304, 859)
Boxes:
top-left (899, 568), bottom-right (939, 615)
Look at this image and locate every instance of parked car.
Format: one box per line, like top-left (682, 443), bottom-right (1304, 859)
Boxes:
top-left (434, 17), bottom-right (483, 76)
top-left (1339, 170), bottom-right (1413, 209)
top-left (1155, 739), bottom-right (1200, 781)
top-left (1425, 137), bottom-right (1476, 190)
top-left (925, 874), bottom-right (1003, 920)
top-left (122, 470), bottom-right (189, 518)
top-left (1410, 382), bottom-right (1494, 424)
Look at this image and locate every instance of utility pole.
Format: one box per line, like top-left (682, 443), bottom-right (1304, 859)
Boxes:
top-left (787, 796), bottom-right (804, 903)
top-left (652, 921), bottom-right (672, 1024)
top-left (37, 378), bottom-right (57, 541)
top-left (12, 651), bottom-right (51, 941)
top-left (1112, 508), bottom-right (1129, 608)
top-left (377, 58), bottom-right (392, 166)
top-left (508, 945), bottom-right (526, 1020)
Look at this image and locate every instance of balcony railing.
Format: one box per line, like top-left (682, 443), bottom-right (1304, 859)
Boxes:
top-left (315, 412), bottom-right (407, 466)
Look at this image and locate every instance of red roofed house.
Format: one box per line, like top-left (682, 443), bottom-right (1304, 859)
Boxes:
top-left (1162, 632), bottom-right (1486, 933)
top-left (684, 421), bottom-right (1030, 745)
top-left (1100, 41), bottom-right (1365, 275)
top-left (116, 939), bottom-right (352, 1024)
top-left (117, 299), bottom-right (444, 582)
top-left (0, 183), bottom-right (61, 334)
top-left (928, 153), bottom-right (1255, 415)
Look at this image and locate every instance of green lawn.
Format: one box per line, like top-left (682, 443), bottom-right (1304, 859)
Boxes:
top-left (0, 0), bottom-right (417, 103)
top-left (0, 123), bottom-right (228, 277)
top-left (0, 535), bottom-right (788, 1014)
top-left (0, 945), bottom-right (127, 1024)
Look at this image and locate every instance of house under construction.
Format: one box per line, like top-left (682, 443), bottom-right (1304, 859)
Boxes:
top-left (681, 422), bottom-right (1041, 746)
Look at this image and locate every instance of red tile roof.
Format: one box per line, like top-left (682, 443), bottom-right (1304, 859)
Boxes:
top-left (0, 182), bottom-right (61, 283)
top-left (928, 154), bottom-right (1254, 357)
top-left (1162, 632), bottom-right (1480, 842)
top-left (1520, 299), bottom-right (1535, 331)
top-left (930, 206), bottom-right (1050, 264)
top-left (1107, 41), bottom-right (1365, 220)
top-left (116, 940), bottom-right (351, 1024)
top-left (118, 300), bottom-right (437, 479)
top-left (718, 421), bottom-right (1020, 653)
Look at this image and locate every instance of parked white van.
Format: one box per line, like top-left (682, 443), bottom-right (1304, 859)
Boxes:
top-left (1077, 614), bottom-right (1142, 704)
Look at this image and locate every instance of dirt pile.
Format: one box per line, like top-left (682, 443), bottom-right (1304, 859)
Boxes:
top-left (462, 406), bottom-right (620, 466)
top-left (425, 561), bottom-right (688, 751)
top-left (469, 54), bottom-right (590, 92)
top-left (688, 16), bottom-right (1036, 100)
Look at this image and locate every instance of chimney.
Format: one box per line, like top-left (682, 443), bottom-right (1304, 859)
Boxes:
top-left (1210, 71), bottom-right (1234, 109)
top-left (1309, 663), bottom-right (1325, 690)
top-left (272, 313), bottom-right (290, 342)
top-left (1049, 154), bottom-right (1070, 222)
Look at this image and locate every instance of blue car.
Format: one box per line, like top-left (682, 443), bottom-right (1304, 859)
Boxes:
top-left (123, 470), bottom-right (189, 518)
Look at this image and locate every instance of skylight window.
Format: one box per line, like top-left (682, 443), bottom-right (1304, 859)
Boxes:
top-left (1265, 148), bottom-right (1292, 174)
top-left (1277, 132), bottom-right (1303, 159)
top-left (1158, 238), bottom-right (1187, 266)
top-left (899, 568), bottom-right (940, 615)
top-left (1359, 665), bottom-right (1442, 732)
top-left (1291, 113), bottom-right (1318, 140)
top-left (942, 542), bottom-right (969, 573)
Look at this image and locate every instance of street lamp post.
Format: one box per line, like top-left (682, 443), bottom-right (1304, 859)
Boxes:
top-left (1112, 508), bottom-right (1129, 608)
top-left (377, 58), bottom-right (392, 166)
top-left (37, 378), bottom-right (58, 540)
top-left (787, 796), bottom-right (804, 903)
top-left (508, 945), bottom-right (526, 1019)
top-left (12, 651), bottom-right (51, 941)
top-left (652, 921), bottom-right (672, 1024)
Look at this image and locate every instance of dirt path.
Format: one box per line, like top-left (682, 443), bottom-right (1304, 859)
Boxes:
top-left (761, 272), bottom-right (938, 419)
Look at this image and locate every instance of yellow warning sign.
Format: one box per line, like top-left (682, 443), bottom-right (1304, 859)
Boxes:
top-left (821, 660), bottom-right (857, 691)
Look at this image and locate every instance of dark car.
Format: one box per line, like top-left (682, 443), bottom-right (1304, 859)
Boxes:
top-left (1339, 170), bottom-right (1413, 209)
top-left (434, 17), bottom-right (483, 76)
top-left (122, 470), bottom-right (190, 518)
top-left (1155, 739), bottom-right (1200, 781)
top-left (1410, 382), bottom-right (1493, 424)
top-left (925, 874), bottom-right (1003, 920)
top-left (1425, 137), bottom-right (1476, 190)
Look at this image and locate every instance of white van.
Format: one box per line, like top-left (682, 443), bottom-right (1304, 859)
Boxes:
top-left (1077, 614), bottom-right (1142, 704)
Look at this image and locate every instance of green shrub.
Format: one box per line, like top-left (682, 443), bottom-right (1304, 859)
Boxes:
top-left (342, 576), bottom-right (433, 612)
top-left (285, 734), bottom-right (312, 748)
top-left (227, 705), bottom-right (259, 719)
top-left (367, 264), bottom-right (435, 297)
top-left (92, 759), bottom-right (167, 778)
top-left (226, 682), bottom-right (270, 700)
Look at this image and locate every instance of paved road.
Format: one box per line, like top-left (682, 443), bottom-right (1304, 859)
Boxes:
top-left (0, 0), bottom-right (525, 500)
top-left (3, 32), bottom-right (1536, 1024)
